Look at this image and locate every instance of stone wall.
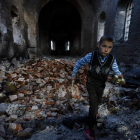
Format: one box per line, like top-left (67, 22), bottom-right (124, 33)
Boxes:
top-left (0, 0), bottom-right (140, 65)
top-left (0, 0), bottom-right (28, 61)
top-left (14, 0), bottom-right (95, 57)
top-left (93, 0), bottom-right (140, 65)
top-left (0, 0), bottom-right (94, 59)
top-left (0, 0), bottom-right (12, 59)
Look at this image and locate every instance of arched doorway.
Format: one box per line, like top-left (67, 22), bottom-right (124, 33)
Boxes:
top-left (97, 11), bottom-right (106, 42)
top-left (38, 0), bottom-right (81, 55)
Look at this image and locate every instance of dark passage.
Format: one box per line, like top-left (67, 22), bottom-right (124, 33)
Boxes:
top-left (38, 0), bottom-right (81, 56)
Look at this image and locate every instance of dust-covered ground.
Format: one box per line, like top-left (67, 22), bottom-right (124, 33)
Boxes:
top-left (0, 56), bottom-right (140, 140)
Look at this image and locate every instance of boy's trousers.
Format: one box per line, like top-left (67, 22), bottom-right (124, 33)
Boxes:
top-left (86, 79), bottom-right (105, 129)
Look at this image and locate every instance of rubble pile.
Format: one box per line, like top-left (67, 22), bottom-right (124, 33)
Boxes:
top-left (0, 57), bottom-right (140, 140)
top-left (0, 57), bottom-right (90, 139)
top-left (4, 58), bottom-right (88, 108)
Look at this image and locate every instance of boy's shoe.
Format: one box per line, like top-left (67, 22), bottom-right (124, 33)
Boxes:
top-left (85, 128), bottom-right (95, 140)
top-left (96, 113), bottom-right (100, 117)
top-left (96, 113), bottom-right (100, 119)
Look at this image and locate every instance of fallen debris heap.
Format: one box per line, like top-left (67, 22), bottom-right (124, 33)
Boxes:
top-left (0, 57), bottom-right (89, 139)
top-left (0, 57), bottom-right (140, 140)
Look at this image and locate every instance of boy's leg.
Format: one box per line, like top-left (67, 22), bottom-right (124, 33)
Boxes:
top-left (97, 84), bottom-right (105, 105)
top-left (86, 82), bottom-right (105, 129)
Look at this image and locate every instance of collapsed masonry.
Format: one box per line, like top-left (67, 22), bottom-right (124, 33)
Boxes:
top-left (0, 57), bottom-right (140, 140)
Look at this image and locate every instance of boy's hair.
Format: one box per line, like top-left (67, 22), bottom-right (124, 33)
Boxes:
top-left (99, 35), bottom-right (114, 44)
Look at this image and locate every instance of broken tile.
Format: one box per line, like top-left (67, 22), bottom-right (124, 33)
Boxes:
top-left (31, 105), bottom-right (38, 110)
top-left (45, 100), bottom-right (55, 105)
top-left (9, 95), bottom-right (18, 102)
top-left (10, 115), bottom-right (18, 121)
top-left (18, 93), bottom-right (24, 99)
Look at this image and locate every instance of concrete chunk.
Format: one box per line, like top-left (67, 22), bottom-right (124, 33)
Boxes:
top-left (9, 95), bottom-right (18, 102)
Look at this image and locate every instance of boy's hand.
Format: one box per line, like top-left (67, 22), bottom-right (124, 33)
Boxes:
top-left (118, 75), bottom-right (126, 85)
top-left (71, 77), bottom-right (75, 84)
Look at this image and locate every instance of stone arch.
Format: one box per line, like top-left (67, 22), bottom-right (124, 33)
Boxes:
top-left (114, 0), bottom-right (133, 42)
top-left (23, 0), bottom-right (94, 57)
top-left (37, 0), bottom-right (82, 55)
top-left (37, 0), bottom-right (83, 20)
top-left (97, 11), bottom-right (106, 42)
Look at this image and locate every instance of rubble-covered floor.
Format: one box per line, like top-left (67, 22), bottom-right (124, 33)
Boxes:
top-left (26, 84), bottom-right (140, 140)
top-left (0, 56), bottom-right (140, 140)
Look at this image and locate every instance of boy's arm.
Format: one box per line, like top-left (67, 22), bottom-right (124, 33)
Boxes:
top-left (112, 59), bottom-right (125, 84)
top-left (112, 59), bottom-right (122, 76)
top-left (71, 52), bottom-right (92, 78)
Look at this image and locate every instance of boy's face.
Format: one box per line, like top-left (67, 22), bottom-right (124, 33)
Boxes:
top-left (98, 40), bottom-right (113, 58)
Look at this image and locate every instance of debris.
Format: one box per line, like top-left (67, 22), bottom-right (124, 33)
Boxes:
top-left (0, 57), bottom-right (140, 140)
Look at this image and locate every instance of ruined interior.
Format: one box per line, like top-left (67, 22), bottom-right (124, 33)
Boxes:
top-left (38, 0), bottom-right (81, 56)
top-left (0, 0), bottom-right (140, 139)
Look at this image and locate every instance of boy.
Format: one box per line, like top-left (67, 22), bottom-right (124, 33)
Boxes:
top-left (71, 35), bottom-right (124, 140)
